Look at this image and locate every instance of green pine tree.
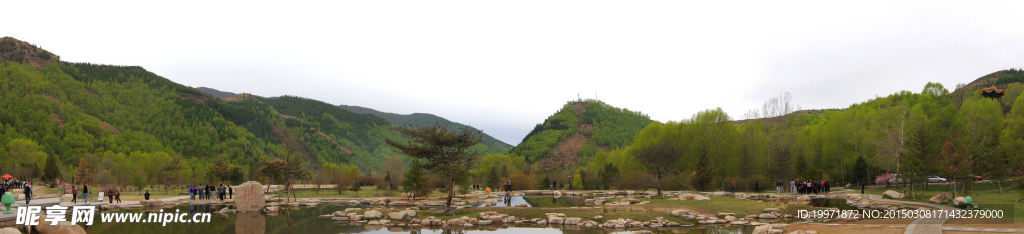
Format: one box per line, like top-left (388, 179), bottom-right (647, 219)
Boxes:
top-left (692, 146), bottom-right (715, 191)
top-left (43, 153), bottom-right (61, 182)
top-left (403, 162), bottom-right (429, 198)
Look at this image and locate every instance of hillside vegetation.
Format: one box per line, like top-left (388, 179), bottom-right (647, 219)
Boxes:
top-left (509, 100), bottom-right (652, 170)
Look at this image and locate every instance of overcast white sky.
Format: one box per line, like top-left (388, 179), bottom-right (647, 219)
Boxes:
top-left (7, 1), bottom-right (1024, 145)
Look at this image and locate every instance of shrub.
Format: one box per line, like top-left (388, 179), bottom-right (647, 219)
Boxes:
top-left (875, 173), bottom-right (895, 185)
top-left (509, 173), bottom-right (534, 191)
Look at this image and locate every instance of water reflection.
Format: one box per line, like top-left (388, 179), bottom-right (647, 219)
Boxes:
top-left (474, 196), bottom-right (591, 208)
top-left (79, 204), bottom-right (757, 234)
top-left (808, 198), bottom-right (856, 210)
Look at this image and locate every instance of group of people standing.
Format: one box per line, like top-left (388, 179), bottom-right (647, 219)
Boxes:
top-left (790, 179), bottom-right (830, 194)
top-left (0, 180), bottom-right (33, 204)
top-left (1, 179), bottom-right (27, 189)
top-left (190, 184), bottom-right (232, 201)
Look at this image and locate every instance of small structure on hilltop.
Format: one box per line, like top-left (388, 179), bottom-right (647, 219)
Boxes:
top-left (978, 85), bottom-right (1006, 99)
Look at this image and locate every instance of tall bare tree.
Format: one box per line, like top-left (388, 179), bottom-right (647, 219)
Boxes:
top-left (630, 140), bottom-right (682, 198)
top-left (282, 137), bottom-right (303, 202)
top-left (386, 123), bottom-right (483, 213)
top-left (748, 92), bottom-right (800, 180)
top-left (872, 103), bottom-right (910, 174)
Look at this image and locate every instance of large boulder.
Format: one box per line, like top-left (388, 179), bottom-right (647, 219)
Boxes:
top-left (929, 192), bottom-right (949, 203)
top-left (34, 220), bottom-right (87, 234)
top-left (235, 181), bottom-right (266, 212)
top-left (0, 227), bottom-right (20, 234)
top-left (883, 190), bottom-right (905, 199)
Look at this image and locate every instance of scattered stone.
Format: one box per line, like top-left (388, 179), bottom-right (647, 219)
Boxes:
top-left (752, 223), bottom-right (774, 234)
top-left (953, 197), bottom-right (966, 206)
top-left (364, 210), bottom-right (383, 219)
top-left (140, 200), bottom-right (163, 207)
top-left (883, 190), bottom-right (905, 199)
top-left (388, 212), bottom-right (407, 220)
top-left (758, 214), bottom-right (779, 219)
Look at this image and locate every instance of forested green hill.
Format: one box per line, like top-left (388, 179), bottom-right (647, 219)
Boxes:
top-left (0, 37), bottom-right (506, 187)
top-left (509, 100), bottom-right (652, 170)
top-left (338, 104), bottom-right (512, 152)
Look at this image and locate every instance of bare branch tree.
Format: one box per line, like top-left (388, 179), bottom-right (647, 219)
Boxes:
top-left (630, 140), bottom-right (683, 198)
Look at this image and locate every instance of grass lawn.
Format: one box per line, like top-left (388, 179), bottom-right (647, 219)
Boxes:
top-left (864, 181), bottom-right (1023, 223)
top-left (269, 186), bottom-right (449, 198)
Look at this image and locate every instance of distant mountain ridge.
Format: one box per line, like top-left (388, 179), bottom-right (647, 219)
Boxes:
top-left (196, 87), bottom-right (237, 98)
top-left (338, 104), bottom-right (513, 151)
top-left (195, 87), bottom-right (512, 151)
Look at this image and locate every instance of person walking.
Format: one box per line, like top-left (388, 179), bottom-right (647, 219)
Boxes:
top-left (775, 180), bottom-right (782, 193)
top-left (24, 183), bottom-right (32, 205)
top-left (228, 186), bottom-right (233, 199)
top-left (218, 184), bottom-right (225, 201)
top-left (71, 187), bottom-right (78, 204)
top-left (144, 190), bottom-right (151, 200)
top-left (755, 181), bottom-right (760, 194)
top-left (206, 184), bottom-right (212, 200)
top-left (790, 180), bottom-right (796, 195)
top-left (552, 179), bottom-right (557, 190)
top-left (189, 185), bottom-right (195, 200)
top-left (115, 189), bottom-right (121, 203)
top-left (860, 182), bottom-right (865, 194)
top-left (506, 177), bottom-right (512, 193)
top-left (107, 188), bottom-right (114, 204)
top-left (83, 184), bottom-right (90, 204)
